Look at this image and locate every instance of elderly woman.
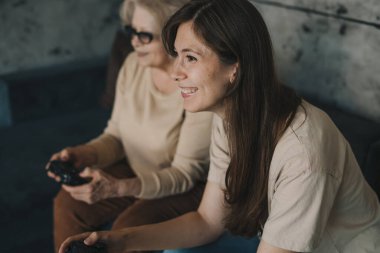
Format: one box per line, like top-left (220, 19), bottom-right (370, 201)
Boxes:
top-left (48, 0), bottom-right (212, 252)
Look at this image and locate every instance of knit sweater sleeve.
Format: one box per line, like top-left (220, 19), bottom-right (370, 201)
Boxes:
top-left (136, 111), bottom-right (213, 199)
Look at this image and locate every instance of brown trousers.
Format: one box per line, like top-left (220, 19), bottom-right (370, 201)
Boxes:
top-left (53, 161), bottom-right (205, 253)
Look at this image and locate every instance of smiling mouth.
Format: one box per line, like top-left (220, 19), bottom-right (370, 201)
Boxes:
top-left (180, 87), bottom-right (198, 95)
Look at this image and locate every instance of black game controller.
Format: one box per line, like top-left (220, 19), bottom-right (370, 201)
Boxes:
top-left (47, 160), bottom-right (91, 186)
top-left (65, 240), bottom-right (106, 253)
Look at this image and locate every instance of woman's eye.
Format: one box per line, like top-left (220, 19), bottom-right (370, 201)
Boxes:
top-left (186, 55), bottom-right (197, 62)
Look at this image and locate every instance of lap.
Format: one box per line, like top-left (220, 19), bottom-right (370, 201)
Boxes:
top-left (54, 159), bottom-right (205, 230)
top-left (54, 160), bottom-right (136, 228)
top-left (112, 181), bottom-right (205, 229)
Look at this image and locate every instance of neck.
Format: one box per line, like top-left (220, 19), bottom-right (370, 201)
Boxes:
top-left (211, 104), bottom-right (226, 119)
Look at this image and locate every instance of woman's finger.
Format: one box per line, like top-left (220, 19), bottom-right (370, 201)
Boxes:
top-left (60, 148), bottom-right (72, 161)
top-left (47, 171), bottom-right (61, 182)
top-left (58, 232), bottom-right (93, 253)
top-left (79, 167), bottom-right (95, 178)
top-left (46, 153), bottom-right (60, 169)
top-left (84, 231), bottom-right (102, 245)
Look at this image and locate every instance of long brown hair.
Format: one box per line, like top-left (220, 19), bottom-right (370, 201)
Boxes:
top-left (163, 0), bottom-right (301, 237)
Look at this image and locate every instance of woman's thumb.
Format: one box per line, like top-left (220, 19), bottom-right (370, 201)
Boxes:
top-left (60, 148), bottom-right (72, 161)
top-left (79, 167), bottom-right (93, 177)
top-left (84, 232), bottom-right (100, 245)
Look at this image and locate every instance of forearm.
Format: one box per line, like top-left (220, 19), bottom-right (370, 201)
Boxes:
top-left (137, 165), bottom-right (206, 199)
top-left (60, 182), bottom-right (226, 253)
top-left (117, 177), bottom-right (142, 197)
top-left (86, 134), bottom-right (125, 167)
top-left (123, 211), bottom-right (223, 251)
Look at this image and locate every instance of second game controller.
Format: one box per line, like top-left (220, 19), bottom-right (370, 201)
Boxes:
top-left (65, 240), bottom-right (106, 253)
top-left (47, 160), bottom-right (91, 186)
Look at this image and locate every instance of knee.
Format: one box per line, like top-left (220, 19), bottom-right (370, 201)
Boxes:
top-left (54, 189), bottom-right (72, 211)
top-left (111, 202), bottom-right (162, 230)
top-left (111, 207), bottom-right (147, 230)
top-left (53, 189), bottom-right (87, 222)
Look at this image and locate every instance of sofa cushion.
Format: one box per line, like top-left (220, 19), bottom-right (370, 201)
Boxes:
top-left (365, 140), bottom-right (380, 198)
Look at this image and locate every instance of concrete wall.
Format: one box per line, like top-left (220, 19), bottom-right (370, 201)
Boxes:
top-left (252, 0), bottom-right (380, 122)
top-left (0, 0), bottom-right (379, 122)
top-left (0, 0), bottom-right (122, 75)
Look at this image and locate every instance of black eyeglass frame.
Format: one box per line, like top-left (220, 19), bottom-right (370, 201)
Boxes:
top-left (123, 25), bottom-right (154, 44)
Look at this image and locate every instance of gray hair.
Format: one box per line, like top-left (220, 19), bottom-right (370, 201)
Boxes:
top-left (120, 0), bottom-right (190, 30)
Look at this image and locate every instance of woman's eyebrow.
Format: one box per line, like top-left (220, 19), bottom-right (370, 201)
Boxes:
top-left (181, 48), bottom-right (203, 56)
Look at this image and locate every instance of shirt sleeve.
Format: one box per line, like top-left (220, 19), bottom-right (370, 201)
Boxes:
top-left (86, 56), bottom-right (133, 167)
top-left (262, 153), bottom-right (341, 252)
top-left (137, 111), bottom-right (213, 199)
top-left (207, 115), bottom-right (230, 189)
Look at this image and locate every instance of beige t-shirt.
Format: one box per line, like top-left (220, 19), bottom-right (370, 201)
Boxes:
top-left (88, 52), bottom-right (213, 199)
top-left (208, 101), bottom-right (380, 252)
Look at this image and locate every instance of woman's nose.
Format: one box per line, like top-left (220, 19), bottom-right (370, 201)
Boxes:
top-left (130, 34), bottom-right (141, 48)
top-left (171, 60), bottom-right (186, 82)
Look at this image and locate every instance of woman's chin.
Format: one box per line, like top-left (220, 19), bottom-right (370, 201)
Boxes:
top-left (183, 104), bottom-right (201, 113)
top-left (183, 103), bottom-right (209, 113)
top-left (136, 57), bottom-right (151, 67)
top-left (184, 108), bottom-right (199, 113)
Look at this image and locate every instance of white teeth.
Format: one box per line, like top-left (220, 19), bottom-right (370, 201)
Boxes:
top-left (181, 87), bottom-right (198, 94)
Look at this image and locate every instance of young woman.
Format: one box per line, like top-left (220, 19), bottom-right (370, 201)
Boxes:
top-left (59, 0), bottom-right (380, 252)
top-left (48, 0), bottom-right (213, 252)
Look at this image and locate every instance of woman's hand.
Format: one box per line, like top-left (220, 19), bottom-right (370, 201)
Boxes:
top-left (58, 230), bottom-right (129, 253)
top-left (46, 145), bottom-right (98, 181)
top-left (62, 168), bottom-right (123, 204)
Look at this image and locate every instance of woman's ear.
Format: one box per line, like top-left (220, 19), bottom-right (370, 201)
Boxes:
top-left (229, 62), bottom-right (239, 84)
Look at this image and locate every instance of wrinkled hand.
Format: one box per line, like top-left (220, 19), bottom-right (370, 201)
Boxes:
top-left (46, 145), bottom-right (97, 182)
top-left (58, 230), bottom-right (129, 253)
top-left (62, 168), bottom-right (121, 204)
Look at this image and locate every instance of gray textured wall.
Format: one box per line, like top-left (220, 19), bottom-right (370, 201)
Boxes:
top-left (252, 0), bottom-right (380, 122)
top-left (0, 0), bottom-right (379, 122)
top-left (0, 0), bottom-right (122, 75)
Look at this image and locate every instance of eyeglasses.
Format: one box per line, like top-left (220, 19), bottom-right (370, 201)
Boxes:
top-left (123, 25), bottom-right (154, 44)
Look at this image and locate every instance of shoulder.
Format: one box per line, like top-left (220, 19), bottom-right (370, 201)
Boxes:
top-left (118, 52), bottom-right (148, 92)
top-left (119, 51), bottom-right (140, 77)
top-left (210, 114), bottom-right (230, 164)
top-left (210, 115), bottom-right (228, 152)
top-left (212, 114), bottom-right (226, 137)
top-left (208, 114), bottom-right (230, 188)
top-left (271, 100), bottom-right (349, 179)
